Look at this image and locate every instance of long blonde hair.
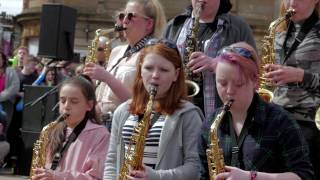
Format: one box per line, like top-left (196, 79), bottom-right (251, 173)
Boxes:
top-left (277, 0), bottom-right (320, 32)
top-left (128, 0), bottom-right (167, 38)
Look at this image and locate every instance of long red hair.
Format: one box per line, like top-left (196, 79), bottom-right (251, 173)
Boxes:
top-left (129, 43), bottom-right (188, 115)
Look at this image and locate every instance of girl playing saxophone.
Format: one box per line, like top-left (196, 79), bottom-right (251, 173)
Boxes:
top-left (199, 42), bottom-right (314, 180)
top-left (104, 39), bottom-right (204, 179)
top-left (31, 76), bottom-right (109, 180)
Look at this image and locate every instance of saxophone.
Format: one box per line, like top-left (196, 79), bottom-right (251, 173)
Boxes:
top-left (29, 113), bottom-right (69, 178)
top-left (183, 2), bottom-right (203, 97)
top-left (259, 8), bottom-right (296, 102)
top-left (119, 86), bottom-right (157, 180)
top-left (316, 108), bottom-right (320, 130)
top-left (206, 99), bottom-right (234, 180)
top-left (85, 25), bottom-right (124, 64)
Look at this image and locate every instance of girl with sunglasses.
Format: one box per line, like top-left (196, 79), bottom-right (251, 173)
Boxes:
top-left (84, 0), bottom-right (167, 131)
top-left (104, 39), bottom-right (204, 179)
top-left (198, 42), bottom-right (314, 180)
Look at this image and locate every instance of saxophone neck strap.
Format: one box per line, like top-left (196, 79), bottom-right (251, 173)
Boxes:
top-left (108, 36), bottom-right (151, 73)
top-left (229, 101), bottom-right (256, 168)
top-left (50, 118), bottom-right (88, 170)
top-left (282, 11), bottom-right (318, 64)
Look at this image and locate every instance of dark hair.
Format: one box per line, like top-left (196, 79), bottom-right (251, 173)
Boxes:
top-left (0, 51), bottom-right (8, 69)
top-left (61, 75), bottom-right (98, 121)
top-left (47, 75), bottom-right (100, 159)
top-left (217, 0), bottom-right (233, 15)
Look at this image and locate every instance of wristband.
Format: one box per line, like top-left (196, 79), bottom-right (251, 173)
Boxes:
top-left (250, 171), bottom-right (257, 180)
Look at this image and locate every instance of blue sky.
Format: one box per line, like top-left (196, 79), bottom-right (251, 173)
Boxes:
top-left (0, 0), bottom-right (23, 15)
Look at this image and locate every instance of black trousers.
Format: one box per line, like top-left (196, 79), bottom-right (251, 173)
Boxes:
top-left (297, 121), bottom-right (320, 179)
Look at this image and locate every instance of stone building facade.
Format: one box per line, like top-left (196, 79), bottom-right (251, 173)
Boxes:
top-left (15, 0), bottom-right (281, 56)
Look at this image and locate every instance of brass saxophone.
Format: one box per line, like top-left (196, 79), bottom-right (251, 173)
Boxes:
top-left (29, 113), bottom-right (69, 178)
top-left (119, 86), bottom-right (157, 180)
top-left (259, 8), bottom-right (296, 102)
top-left (184, 2), bottom-right (203, 97)
top-left (85, 26), bottom-right (121, 64)
top-left (206, 99), bottom-right (234, 180)
top-left (316, 108), bottom-right (320, 130)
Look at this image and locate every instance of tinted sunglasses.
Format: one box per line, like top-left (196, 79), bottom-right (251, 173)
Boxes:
top-left (218, 46), bottom-right (255, 62)
top-left (146, 38), bottom-right (180, 55)
top-left (97, 47), bottom-right (104, 52)
top-left (118, 12), bottom-right (150, 21)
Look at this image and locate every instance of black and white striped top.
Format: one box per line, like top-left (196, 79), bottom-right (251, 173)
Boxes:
top-left (122, 112), bottom-right (166, 169)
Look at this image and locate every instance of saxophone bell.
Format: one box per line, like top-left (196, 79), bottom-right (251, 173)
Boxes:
top-left (186, 80), bottom-right (200, 97)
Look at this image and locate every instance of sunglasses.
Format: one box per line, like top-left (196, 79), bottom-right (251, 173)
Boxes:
top-left (118, 12), bottom-right (150, 21)
top-left (97, 47), bottom-right (104, 52)
top-left (146, 38), bottom-right (180, 55)
top-left (218, 46), bottom-right (255, 62)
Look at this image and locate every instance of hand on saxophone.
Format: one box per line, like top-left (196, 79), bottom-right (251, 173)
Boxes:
top-left (188, 52), bottom-right (217, 73)
top-left (31, 168), bottom-right (54, 180)
top-left (83, 62), bottom-right (111, 82)
top-left (215, 166), bottom-right (250, 180)
top-left (127, 165), bottom-right (149, 180)
top-left (263, 64), bottom-right (304, 86)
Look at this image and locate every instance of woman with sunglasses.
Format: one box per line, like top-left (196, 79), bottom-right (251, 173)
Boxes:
top-left (104, 39), bottom-right (204, 179)
top-left (198, 42), bottom-right (314, 180)
top-left (84, 0), bottom-right (167, 131)
top-left (264, 0), bottom-right (320, 178)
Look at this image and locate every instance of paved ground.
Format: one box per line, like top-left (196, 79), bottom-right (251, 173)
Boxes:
top-left (0, 175), bottom-right (28, 180)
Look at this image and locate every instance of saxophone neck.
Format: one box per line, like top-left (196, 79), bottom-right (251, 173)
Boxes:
top-left (269, 8), bottom-right (296, 31)
top-left (193, 2), bottom-right (203, 18)
top-left (210, 99), bottom-right (234, 131)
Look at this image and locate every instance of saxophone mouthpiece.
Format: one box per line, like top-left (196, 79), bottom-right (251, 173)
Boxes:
top-left (224, 99), bottom-right (234, 111)
top-left (286, 8), bottom-right (296, 18)
top-left (149, 85), bottom-right (157, 97)
top-left (114, 24), bottom-right (127, 32)
top-left (57, 113), bottom-right (70, 122)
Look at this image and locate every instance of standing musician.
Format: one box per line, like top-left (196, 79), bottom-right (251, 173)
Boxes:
top-left (31, 76), bottom-right (109, 180)
top-left (163, 0), bottom-right (256, 117)
top-left (104, 39), bottom-right (204, 179)
top-left (84, 0), bottom-right (167, 131)
top-left (264, 0), bottom-right (320, 178)
top-left (199, 42), bottom-right (314, 180)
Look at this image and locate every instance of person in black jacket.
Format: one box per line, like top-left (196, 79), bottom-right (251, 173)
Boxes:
top-left (163, 0), bottom-right (256, 118)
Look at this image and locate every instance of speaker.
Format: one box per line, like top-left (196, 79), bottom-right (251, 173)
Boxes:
top-left (18, 85), bottom-right (59, 175)
top-left (22, 85), bottom-right (58, 132)
top-left (38, 4), bottom-right (77, 60)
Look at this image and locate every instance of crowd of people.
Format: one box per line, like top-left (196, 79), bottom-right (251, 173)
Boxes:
top-left (0, 0), bottom-right (319, 179)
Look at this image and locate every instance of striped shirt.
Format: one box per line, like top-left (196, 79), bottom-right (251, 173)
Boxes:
top-left (122, 113), bottom-right (166, 169)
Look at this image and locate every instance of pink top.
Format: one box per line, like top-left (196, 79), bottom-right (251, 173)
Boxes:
top-left (45, 120), bottom-right (110, 180)
top-left (0, 74), bottom-right (5, 92)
